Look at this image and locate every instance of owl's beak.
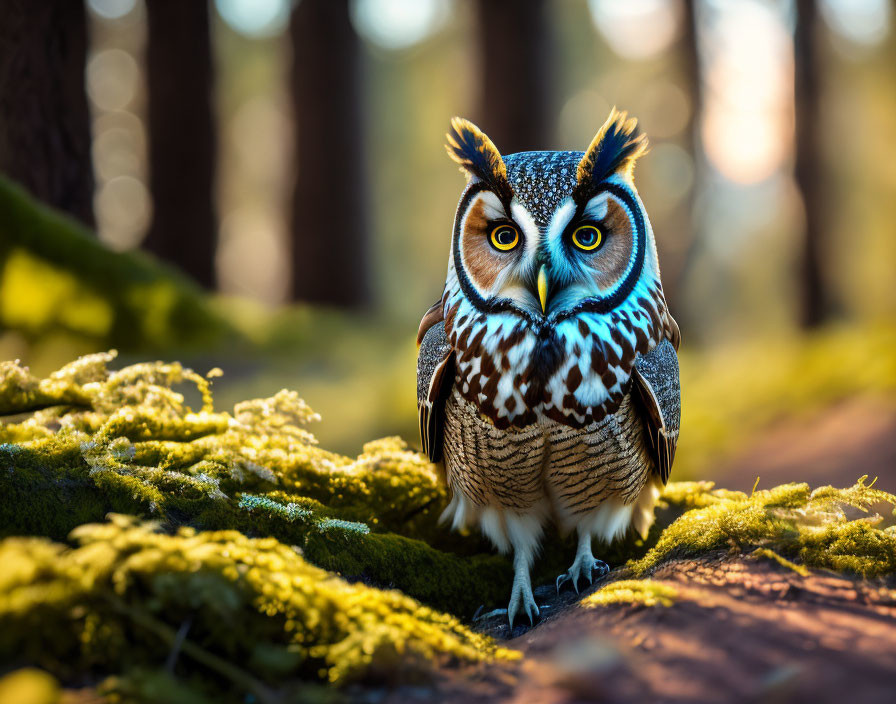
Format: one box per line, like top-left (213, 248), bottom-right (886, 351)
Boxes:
top-left (537, 265), bottom-right (549, 314)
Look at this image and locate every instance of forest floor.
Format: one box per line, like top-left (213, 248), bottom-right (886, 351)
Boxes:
top-left (371, 397), bottom-right (896, 704)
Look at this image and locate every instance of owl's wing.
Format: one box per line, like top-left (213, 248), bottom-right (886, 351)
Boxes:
top-left (417, 316), bottom-right (455, 463)
top-left (668, 313), bottom-right (681, 352)
top-left (631, 338), bottom-right (680, 484)
top-left (417, 299), bottom-right (445, 346)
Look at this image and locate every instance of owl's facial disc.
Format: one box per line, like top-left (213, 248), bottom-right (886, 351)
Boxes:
top-left (540, 186), bottom-right (640, 314)
top-left (454, 187), bottom-right (544, 314)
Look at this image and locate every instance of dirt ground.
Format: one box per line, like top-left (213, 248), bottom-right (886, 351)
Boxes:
top-left (376, 554), bottom-right (896, 704)
top-left (371, 397), bottom-right (896, 704)
top-left (712, 396), bottom-right (896, 494)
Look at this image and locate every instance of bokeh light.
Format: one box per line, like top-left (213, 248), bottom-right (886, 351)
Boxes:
top-left (215, 0), bottom-right (291, 38)
top-left (87, 0), bottom-right (138, 21)
top-left (701, 0), bottom-right (792, 184)
top-left (639, 142), bottom-right (694, 209)
top-left (587, 0), bottom-right (680, 60)
top-left (94, 175), bottom-right (152, 251)
top-left (217, 208), bottom-right (290, 304)
top-left (86, 49), bottom-right (140, 112)
top-left (557, 89), bottom-right (612, 147)
top-left (349, 0), bottom-right (452, 50)
top-left (821, 0), bottom-right (891, 47)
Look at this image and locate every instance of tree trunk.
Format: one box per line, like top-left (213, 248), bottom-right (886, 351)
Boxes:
top-left (0, 0), bottom-right (95, 227)
top-left (794, 0), bottom-right (828, 328)
top-left (144, 0), bottom-right (217, 289)
top-left (475, 0), bottom-right (552, 153)
top-left (662, 0), bottom-right (704, 318)
top-left (289, 0), bottom-right (369, 307)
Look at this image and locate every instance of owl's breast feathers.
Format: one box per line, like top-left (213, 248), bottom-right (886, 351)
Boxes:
top-left (443, 274), bottom-right (676, 420)
top-left (417, 273), bottom-right (679, 467)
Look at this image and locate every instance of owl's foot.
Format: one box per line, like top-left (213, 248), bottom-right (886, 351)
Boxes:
top-left (507, 569), bottom-right (539, 628)
top-left (556, 556), bottom-right (610, 594)
top-left (556, 531), bottom-right (610, 594)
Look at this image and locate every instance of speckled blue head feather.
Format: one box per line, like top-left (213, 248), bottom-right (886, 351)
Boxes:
top-left (504, 151), bottom-right (582, 226)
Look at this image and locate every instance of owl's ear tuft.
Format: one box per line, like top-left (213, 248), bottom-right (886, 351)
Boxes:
top-left (445, 117), bottom-right (513, 203)
top-left (574, 108), bottom-right (648, 200)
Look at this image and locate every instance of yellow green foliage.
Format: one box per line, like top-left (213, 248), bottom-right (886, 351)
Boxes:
top-left (0, 175), bottom-right (235, 353)
top-left (0, 668), bottom-right (61, 704)
top-left (0, 515), bottom-right (515, 692)
top-left (639, 478), bottom-right (896, 577)
top-left (749, 548), bottom-right (811, 577)
top-left (0, 352), bottom-right (511, 615)
top-left (3, 351), bottom-right (896, 701)
top-left (581, 580), bottom-right (678, 608)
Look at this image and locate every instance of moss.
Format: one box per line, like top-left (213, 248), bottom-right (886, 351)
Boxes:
top-left (581, 580), bottom-right (678, 608)
top-left (634, 477), bottom-right (896, 577)
top-left (0, 354), bottom-right (509, 616)
top-left (750, 548), bottom-right (810, 577)
top-left (0, 175), bottom-right (238, 353)
top-left (4, 351), bottom-right (896, 700)
top-left (0, 668), bottom-right (61, 704)
top-left (303, 527), bottom-right (512, 616)
top-left (0, 516), bottom-right (517, 691)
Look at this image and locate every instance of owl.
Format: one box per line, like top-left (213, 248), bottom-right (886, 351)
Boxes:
top-left (416, 109), bottom-right (680, 627)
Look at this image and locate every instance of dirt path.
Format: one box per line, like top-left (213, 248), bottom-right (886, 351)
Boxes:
top-left (711, 396), bottom-right (896, 493)
top-left (375, 397), bottom-right (896, 704)
top-left (379, 554), bottom-right (896, 704)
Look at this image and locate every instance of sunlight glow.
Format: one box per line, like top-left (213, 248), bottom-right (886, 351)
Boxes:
top-left (94, 175), bottom-right (152, 251)
top-left (349, 0), bottom-right (452, 50)
top-left (217, 209), bottom-right (290, 304)
top-left (86, 49), bottom-right (140, 112)
top-left (701, 0), bottom-right (793, 184)
top-left (215, 0), bottom-right (291, 38)
top-left (821, 0), bottom-right (890, 47)
top-left (587, 0), bottom-right (680, 60)
top-left (87, 0), bottom-right (137, 20)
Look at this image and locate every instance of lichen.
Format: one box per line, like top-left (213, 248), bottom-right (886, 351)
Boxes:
top-left (581, 580), bottom-right (678, 608)
top-left (637, 477), bottom-right (896, 577)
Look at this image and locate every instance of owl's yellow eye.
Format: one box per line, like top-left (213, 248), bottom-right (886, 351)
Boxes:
top-left (571, 224), bottom-right (602, 251)
top-left (489, 223), bottom-right (520, 251)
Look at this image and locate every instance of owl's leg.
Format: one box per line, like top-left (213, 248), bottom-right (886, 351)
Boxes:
top-left (556, 529), bottom-right (609, 594)
top-left (507, 542), bottom-right (538, 628)
top-left (477, 506), bottom-right (543, 628)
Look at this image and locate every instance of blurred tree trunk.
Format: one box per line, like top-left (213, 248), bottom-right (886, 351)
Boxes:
top-left (144, 0), bottom-right (217, 289)
top-left (0, 0), bottom-right (95, 227)
top-left (289, 0), bottom-right (370, 307)
top-left (794, 0), bottom-right (828, 328)
top-left (661, 0), bottom-right (704, 318)
top-left (475, 0), bottom-right (551, 153)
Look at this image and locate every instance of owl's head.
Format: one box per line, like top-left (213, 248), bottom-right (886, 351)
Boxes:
top-left (444, 109), bottom-right (659, 321)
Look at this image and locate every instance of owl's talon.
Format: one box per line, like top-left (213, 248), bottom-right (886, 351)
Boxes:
top-left (557, 555), bottom-right (609, 594)
top-left (507, 572), bottom-right (539, 629)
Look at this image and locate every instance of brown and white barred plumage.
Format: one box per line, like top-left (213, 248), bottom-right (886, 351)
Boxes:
top-left (417, 110), bottom-right (681, 626)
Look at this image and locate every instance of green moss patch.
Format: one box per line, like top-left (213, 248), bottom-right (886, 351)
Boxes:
top-left (582, 580), bottom-right (678, 608)
top-left (0, 515), bottom-right (516, 696)
top-left (0, 175), bottom-right (236, 353)
top-left (0, 353), bottom-right (508, 616)
top-left (3, 351), bottom-right (896, 701)
top-left (637, 478), bottom-right (896, 578)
